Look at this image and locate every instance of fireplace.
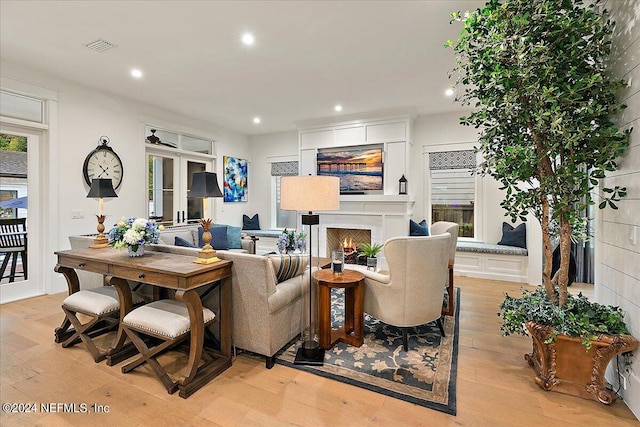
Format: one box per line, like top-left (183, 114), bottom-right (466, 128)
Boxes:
top-left (326, 228), bottom-right (371, 264)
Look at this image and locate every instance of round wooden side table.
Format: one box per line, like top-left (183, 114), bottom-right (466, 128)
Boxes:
top-left (313, 268), bottom-right (365, 350)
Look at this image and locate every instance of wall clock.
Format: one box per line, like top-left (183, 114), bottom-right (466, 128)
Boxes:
top-left (82, 136), bottom-right (124, 190)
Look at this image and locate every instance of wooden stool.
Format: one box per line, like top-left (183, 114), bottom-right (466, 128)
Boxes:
top-left (120, 299), bottom-right (216, 394)
top-left (59, 286), bottom-right (145, 362)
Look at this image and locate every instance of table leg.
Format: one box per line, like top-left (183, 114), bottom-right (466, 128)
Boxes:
top-left (353, 280), bottom-right (364, 345)
top-left (318, 283), bottom-right (331, 349)
top-left (106, 276), bottom-right (136, 365)
top-left (344, 287), bottom-right (354, 334)
top-left (218, 276), bottom-right (232, 358)
top-left (53, 265), bottom-right (80, 343)
top-left (174, 289), bottom-right (205, 387)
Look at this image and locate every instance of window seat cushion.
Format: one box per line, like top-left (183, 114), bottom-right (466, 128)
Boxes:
top-left (456, 241), bottom-right (528, 256)
top-left (244, 229), bottom-right (286, 238)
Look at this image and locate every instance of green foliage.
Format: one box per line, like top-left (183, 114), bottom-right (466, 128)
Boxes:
top-left (499, 287), bottom-right (630, 350)
top-left (0, 133), bottom-right (27, 152)
top-left (358, 242), bottom-right (383, 258)
top-left (448, 0), bottom-right (631, 306)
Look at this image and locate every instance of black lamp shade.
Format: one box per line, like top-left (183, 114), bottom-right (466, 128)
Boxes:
top-left (86, 178), bottom-right (118, 198)
top-left (189, 172), bottom-right (223, 198)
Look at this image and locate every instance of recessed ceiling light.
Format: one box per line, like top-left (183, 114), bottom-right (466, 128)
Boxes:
top-left (445, 88), bottom-right (454, 97)
top-left (131, 69), bottom-right (143, 79)
top-left (242, 33), bottom-right (255, 46)
top-left (253, 117), bottom-right (261, 124)
top-left (334, 105), bottom-right (343, 112)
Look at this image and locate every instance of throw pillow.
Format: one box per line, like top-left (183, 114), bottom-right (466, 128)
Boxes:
top-left (226, 225), bottom-right (243, 249)
top-left (210, 224), bottom-right (242, 249)
top-left (242, 214), bottom-right (260, 230)
top-left (268, 254), bottom-right (309, 283)
top-left (410, 219), bottom-right (429, 236)
top-left (198, 226), bottom-right (230, 250)
top-left (174, 236), bottom-right (197, 248)
top-left (497, 222), bottom-right (527, 249)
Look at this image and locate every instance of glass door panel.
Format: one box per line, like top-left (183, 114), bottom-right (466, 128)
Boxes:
top-left (148, 154), bottom-right (176, 226)
top-left (0, 126), bottom-right (43, 303)
top-left (0, 133), bottom-right (28, 285)
top-left (185, 160), bottom-right (206, 223)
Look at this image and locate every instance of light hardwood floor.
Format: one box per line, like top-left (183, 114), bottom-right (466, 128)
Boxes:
top-left (1, 277), bottom-right (638, 426)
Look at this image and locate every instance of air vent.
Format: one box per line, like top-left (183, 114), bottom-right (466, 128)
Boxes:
top-left (84, 39), bottom-right (117, 52)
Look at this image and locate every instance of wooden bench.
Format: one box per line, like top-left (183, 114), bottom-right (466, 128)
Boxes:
top-left (455, 241), bottom-right (529, 283)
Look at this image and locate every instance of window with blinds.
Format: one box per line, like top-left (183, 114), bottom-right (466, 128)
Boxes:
top-left (271, 161), bottom-right (298, 229)
top-left (429, 150), bottom-right (476, 238)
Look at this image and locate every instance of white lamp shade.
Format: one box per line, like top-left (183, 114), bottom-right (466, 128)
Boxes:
top-left (280, 176), bottom-right (340, 211)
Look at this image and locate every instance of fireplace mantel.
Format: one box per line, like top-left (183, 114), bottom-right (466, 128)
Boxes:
top-left (297, 195), bottom-right (415, 270)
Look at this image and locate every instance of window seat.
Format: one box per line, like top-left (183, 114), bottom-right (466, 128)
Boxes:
top-left (455, 241), bottom-right (529, 283)
top-left (244, 229), bottom-right (284, 239)
top-left (456, 241), bottom-right (528, 256)
top-left (244, 229), bottom-right (285, 255)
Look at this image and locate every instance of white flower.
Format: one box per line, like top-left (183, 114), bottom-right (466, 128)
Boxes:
top-left (133, 218), bottom-right (147, 230)
top-left (123, 229), bottom-right (142, 245)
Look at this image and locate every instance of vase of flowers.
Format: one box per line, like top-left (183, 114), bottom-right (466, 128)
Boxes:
top-left (277, 228), bottom-right (307, 254)
top-left (108, 217), bottom-right (162, 256)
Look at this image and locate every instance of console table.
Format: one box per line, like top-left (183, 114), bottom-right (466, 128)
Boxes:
top-left (53, 247), bottom-right (232, 398)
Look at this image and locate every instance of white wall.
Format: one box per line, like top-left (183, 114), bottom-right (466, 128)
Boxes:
top-left (1, 60), bottom-right (251, 294)
top-left (248, 130), bottom-right (299, 228)
top-left (412, 113), bottom-right (541, 248)
top-left (598, 0), bottom-right (640, 416)
top-left (412, 112), bottom-right (542, 285)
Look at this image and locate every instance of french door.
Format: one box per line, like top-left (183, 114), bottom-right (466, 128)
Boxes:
top-left (147, 149), bottom-right (211, 225)
top-left (0, 126), bottom-right (43, 303)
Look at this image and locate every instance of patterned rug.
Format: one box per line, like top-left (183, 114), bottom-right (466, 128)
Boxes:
top-left (276, 287), bottom-right (460, 415)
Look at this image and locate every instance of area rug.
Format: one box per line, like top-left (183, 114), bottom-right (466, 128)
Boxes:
top-left (276, 287), bottom-right (460, 415)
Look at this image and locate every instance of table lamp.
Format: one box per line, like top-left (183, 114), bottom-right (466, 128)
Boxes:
top-left (280, 175), bottom-right (340, 365)
top-left (86, 178), bottom-right (118, 248)
top-left (188, 171), bottom-right (224, 264)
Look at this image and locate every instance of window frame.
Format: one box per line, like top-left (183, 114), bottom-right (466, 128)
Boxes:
top-left (268, 155), bottom-right (299, 229)
top-left (144, 125), bottom-right (216, 225)
top-left (423, 142), bottom-right (483, 242)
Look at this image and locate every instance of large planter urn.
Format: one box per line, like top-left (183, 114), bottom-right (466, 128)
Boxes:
top-left (524, 321), bottom-right (638, 404)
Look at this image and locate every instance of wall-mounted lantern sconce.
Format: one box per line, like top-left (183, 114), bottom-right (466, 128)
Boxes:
top-left (399, 175), bottom-right (407, 195)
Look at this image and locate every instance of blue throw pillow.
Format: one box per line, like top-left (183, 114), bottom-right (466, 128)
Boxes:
top-left (410, 219), bottom-right (429, 236)
top-left (209, 224), bottom-right (242, 249)
top-left (243, 214), bottom-right (260, 230)
top-left (198, 226), bottom-right (230, 250)
top-left (497, 222), bottom-right (527, 249)
top-left (175, 236), bottom-right (197, 248)
top-left (226, 225), bottom-right (242, 249)
top-left (210, 226), bottom-right (229, 250)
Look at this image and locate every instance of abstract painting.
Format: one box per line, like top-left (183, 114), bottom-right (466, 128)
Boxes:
top-left (223, 156), bottom-right (248, 202)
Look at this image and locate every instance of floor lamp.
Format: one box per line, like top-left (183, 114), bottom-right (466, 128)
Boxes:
top-left (280, 175), bottom-right (340, 365)
top-left (188, 171), bottom-right (224, 264)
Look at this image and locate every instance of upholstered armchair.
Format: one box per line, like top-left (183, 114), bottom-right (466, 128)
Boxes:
top-left (430, 221), bottom-right (459, 316)
top-left (357, 234), bottom-right (451, 351)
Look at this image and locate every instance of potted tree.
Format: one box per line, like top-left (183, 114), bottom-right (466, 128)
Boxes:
top-left (449, 0), bottom-right (637, 403)
top-left (358, 242), bottom-right (383, 271)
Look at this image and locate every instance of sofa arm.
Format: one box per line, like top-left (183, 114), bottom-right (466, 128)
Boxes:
top-left (241, 237), bottom-right (256, 254)
top-left (346, 264), bottom-right (391, 284)
top-left (268, 271), bottom-right (309, 314)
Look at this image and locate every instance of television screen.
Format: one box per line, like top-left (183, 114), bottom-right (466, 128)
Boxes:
top-left (317, 146), bottom-right (383, 193)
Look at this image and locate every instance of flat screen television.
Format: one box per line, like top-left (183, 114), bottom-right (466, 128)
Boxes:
top-left (317, 145), bottom-right (383, 193)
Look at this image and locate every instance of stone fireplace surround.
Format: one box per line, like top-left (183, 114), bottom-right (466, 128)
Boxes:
top-left (296, 195), bottom-right (415, 271)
